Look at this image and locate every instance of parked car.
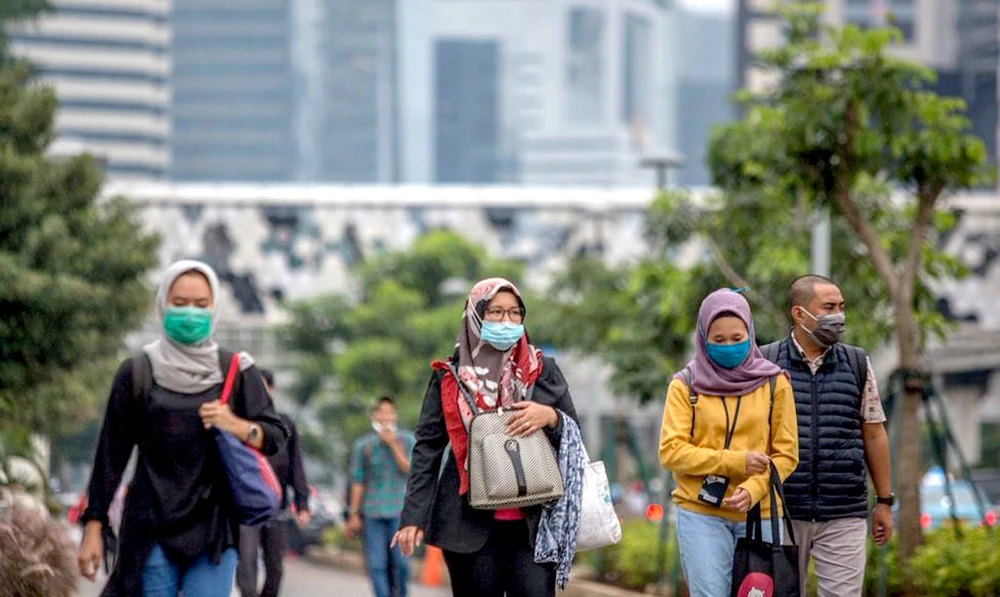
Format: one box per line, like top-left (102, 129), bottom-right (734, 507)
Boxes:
top-left (920, 468), bottom-right (997, 530)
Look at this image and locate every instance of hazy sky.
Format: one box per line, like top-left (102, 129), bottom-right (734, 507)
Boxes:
top-left (678, 0), bottom-right (735, 13)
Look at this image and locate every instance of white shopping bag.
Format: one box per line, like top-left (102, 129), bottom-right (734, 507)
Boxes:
top-left (575, 449), bottom-right (622, 552)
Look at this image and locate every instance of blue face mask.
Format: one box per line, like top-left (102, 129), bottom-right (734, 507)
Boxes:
top-left (706, 339), bottom-right (751, 369)
top-left (480, 322), bottom-right (525, 351)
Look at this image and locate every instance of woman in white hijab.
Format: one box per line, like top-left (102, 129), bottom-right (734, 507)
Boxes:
top-left (76, 260), bottom-right (288, 597)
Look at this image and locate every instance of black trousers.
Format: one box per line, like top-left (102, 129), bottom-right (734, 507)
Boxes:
top-left (236, 522), bottom-right (287, 597)
top-left (442, 520), bottom-right (555, 597)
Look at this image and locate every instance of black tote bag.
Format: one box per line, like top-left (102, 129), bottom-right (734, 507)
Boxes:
top-left (731, 463), bottom-right (800, 597)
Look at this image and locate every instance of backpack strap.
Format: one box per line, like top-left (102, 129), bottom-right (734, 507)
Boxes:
top-left (131, 353), bottom-right (153, 406)
top-left (680, 369), bottom-right (697, 438)
top-left (768, 374), bottom-right (777, 424)
top-left (843, 345), bottom-right (869, 417)
top-left (761, 341), bottom-right (781, 364)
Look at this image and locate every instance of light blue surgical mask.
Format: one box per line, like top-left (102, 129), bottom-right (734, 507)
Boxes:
top-left (480, 322), bottom-right (525, 351)
top-left (706, 339), bottom-right (751, 369)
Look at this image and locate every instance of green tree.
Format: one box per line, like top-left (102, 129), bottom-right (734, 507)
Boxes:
top-left (708, 4), bottom-right (988, 571)
top-left (0, 41), bottom-right (160, 452)
top-left (545, 5), bottom-right (985, 577)
top-left (278, 230), bottom-right (524, 466)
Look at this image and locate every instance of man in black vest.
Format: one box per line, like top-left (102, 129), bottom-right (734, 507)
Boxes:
top-left (761, 275), bottom-right (894, 597)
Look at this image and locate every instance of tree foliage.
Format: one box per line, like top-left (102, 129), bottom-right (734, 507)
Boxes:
top-left (545, 4), bottom-right (988, 574)
top-left (710, 4), bottom-right (989, 569)
top-left (278, 230), bottom-right (525, 462)
top-left (0, 50), bottom-right (159, 443)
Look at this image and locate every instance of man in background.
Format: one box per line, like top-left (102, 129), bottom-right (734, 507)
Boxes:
top-left (237, 369), bottom-right (311, 597)
top-left (345, 397), bottom-right (415, 597)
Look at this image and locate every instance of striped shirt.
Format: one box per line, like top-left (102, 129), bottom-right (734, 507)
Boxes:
top-left (350, 431), bottom-right (416, 519)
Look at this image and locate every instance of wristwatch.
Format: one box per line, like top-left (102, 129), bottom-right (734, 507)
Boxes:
top-left (247, 423), bottom-right (261, 443)
top-left (876, 493), bottom-right (895, 506)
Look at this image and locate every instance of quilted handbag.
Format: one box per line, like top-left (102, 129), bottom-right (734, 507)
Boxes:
top-left (448, 363), bottom-right (564, 510)
top-left (575, 447), bottom-right (622, 551)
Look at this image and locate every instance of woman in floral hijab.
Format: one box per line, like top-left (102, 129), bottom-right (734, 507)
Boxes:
top-left (394, 278), bottom-right (580, 597)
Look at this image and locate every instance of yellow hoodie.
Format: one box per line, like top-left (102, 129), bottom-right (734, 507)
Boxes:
top-left (658, 374), bottom-right (799, 521)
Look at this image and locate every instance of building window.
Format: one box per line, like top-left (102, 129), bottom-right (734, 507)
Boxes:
top-left (622, 14), bottom-right (651, 129)
top-left (566, 8), bottom-right (605, 123)
top-left (845, 0), bottom-right (915, 42)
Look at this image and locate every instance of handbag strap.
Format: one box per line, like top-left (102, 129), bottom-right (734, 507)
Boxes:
top-left (744, 462), bottom-right (797, 547)
top-left (218, 353), bottom-right (241, 406)
top-left (445, 361), bottom-right (481, 421)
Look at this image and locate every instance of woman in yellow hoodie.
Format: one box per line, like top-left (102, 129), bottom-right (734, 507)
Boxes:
top-left (659, 289), bottom-right (799, 597)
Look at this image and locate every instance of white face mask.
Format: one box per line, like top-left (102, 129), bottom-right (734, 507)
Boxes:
top-left (372, 421), bottom-right (396, 433)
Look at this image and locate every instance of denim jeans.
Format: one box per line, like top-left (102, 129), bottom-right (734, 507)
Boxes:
top-left (363, 516), bottom-right (408, 597)
top-left (676, 508), bottom-right (777, 597)
top-left (141, 544), bottom-right (238, 597)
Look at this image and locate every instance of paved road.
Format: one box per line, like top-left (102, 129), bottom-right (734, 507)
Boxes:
top-left (75, 556), bottom-right (450, 597)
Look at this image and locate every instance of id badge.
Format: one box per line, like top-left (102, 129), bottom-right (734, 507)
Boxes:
top-left (697, 474), bottom-right (731, 508)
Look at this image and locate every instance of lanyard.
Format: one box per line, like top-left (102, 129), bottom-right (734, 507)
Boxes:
top-left (721, 396), bottom-right (744, 449)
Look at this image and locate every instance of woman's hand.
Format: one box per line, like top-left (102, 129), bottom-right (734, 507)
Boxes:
top-left (505, 402), bottom-right (559, 437)
top-left (391, 526), bottom-right (424, 557)
top-left (722, 488), bottom-right (752, 513)
top-left (745, 451), bottom-right (769, 475)
top-left (198, 400), bottom-right (239, 432)
top-left (77, 521), bottom-right (103, 581)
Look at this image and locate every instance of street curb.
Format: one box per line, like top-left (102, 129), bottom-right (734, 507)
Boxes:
top-left (304, 547), bottom-right (650, 596)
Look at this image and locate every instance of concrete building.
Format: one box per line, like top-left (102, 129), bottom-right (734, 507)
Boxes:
top-left (676, 6), bottom-right (735, 186)
top-left (104, 182), bottom-right (1000, 464)
top-left (298, 0), bottom-right (433, 183)
top-left (9, 0), bottom-right (171, 180)
top-left (169, 0), bottom-right (295, 181)
top-left (434, 0), bottom-right (679, 187)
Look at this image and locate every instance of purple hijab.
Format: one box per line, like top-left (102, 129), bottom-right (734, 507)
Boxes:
top-left (674, 288), bottom-right (783, 396)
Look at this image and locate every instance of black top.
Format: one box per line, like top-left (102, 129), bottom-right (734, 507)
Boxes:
top-left (82, 355), bottom-right (288, 596)
top-left (271, 413), bottom-right (310, 512)
top-left (398, 356), bottom-right (578, 554)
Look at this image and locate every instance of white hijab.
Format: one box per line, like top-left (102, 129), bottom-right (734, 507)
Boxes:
top-left (142, 260), bottom-right (254, 394)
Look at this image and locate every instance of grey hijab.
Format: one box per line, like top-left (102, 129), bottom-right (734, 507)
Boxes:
top-left (142, 260), bottom-right (254, 394)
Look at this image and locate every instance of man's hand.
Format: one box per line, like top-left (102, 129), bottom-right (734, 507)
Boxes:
top-left (345, 513), bottom-right (363, 538)
top-left (872, 503), bottom-right (894, 547)
top-left (296, 510), bottom-right (312, 529)
top-left (722, 488), bottom-right (752, 513)
top-left (745, 451), bottom-right (769, 475)
top-left (377, 427), bottom-right (397, 445)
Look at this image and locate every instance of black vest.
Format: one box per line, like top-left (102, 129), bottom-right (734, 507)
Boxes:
top-left (770, 338), bottom-right (869, 521)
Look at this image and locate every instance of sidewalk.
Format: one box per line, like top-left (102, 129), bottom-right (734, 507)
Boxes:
top-left (305, 546), bottom-right (650, 597)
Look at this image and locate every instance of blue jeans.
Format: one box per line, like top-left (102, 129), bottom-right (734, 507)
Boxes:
top-left (141, 544), bottom-right (238, 597)
top-left (676, 508), bottom-right (777, 597)
top-left (363, 516), bottom-right (409, 597)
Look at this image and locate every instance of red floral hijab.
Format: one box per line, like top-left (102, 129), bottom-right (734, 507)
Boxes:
top-left (434, 278), bottom-right (543, 494)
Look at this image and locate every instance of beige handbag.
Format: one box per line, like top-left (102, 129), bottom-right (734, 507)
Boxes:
top-left (448, 363), bottom-right (564, 510)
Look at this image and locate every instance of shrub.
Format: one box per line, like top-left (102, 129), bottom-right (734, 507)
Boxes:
top-left (908, 527), bottom-right (1000, 597)
top-left (578, 518), bottom-right (677, 591)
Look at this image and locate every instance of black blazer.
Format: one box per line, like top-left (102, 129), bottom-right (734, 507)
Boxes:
top-left (398, 356), bottom-right (579, 554)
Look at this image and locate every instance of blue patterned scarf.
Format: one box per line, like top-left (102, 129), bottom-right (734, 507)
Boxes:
top-left (534, 412), bottom-right (585, 589)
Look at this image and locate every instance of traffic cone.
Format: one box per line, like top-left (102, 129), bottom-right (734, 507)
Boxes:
top-left (420, 545), bottom-right (445, 586)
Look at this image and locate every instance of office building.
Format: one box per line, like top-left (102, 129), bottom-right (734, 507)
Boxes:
top-left (10, 0), bottom-right (171, 180)
top-left (170, 0), bottom-right (295, 181)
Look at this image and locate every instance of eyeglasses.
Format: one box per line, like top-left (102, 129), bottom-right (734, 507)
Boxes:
top-left (484, 307), bottom-right (525, 322)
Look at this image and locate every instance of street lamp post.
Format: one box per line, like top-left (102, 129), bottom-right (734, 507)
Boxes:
top-left (640, 151), bottom-right (685, 190)
top-left (638, 152), bottom-right (684, 596)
